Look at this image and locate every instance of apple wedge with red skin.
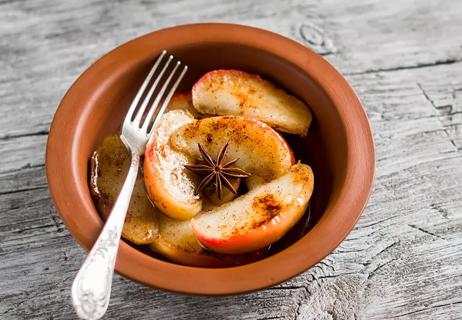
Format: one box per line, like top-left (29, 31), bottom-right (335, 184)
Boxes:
top-left (192, 163), bottom-right (314, 255)
top-left (166, 91), bottom-right (202, 118)
top-left (170, 116), bottom-right (295, 181)
top-left (149, 213), bottom-right (227, 267)
top-left (149, 210), bottom-right (269, 267)
top-left (192, 69), bottom-right (312, 136)
top-left (144, 109), bottom-right (202, 220)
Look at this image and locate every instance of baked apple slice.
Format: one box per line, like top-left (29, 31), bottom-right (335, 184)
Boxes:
top-left (144, 109), bottom-right (201, 220)
top-left (150, 212), bottom-right (269, 267)
top-left (165, 91), bottom-right (201, 117)
top-left (149, 213), bottom-right (227, 267)
top-left (170, 116), bottom-right (295, 180)
top-left (192, 163), bottom-right (314, 254)
top-left (192, 70), bottom-right (312, 136)
top-left (90, 135), bottom-right (158, 245)
top-left (245, 175), bottom-right (267, 190)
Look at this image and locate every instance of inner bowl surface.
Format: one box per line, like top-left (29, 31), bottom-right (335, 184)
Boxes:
top-left (46, 23), bottom-right (374, 295)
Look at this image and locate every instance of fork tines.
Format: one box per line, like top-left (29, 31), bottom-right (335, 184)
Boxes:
top-left (124, 50), bottom-right (188, 135)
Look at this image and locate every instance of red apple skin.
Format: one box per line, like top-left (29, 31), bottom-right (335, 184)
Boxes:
top-left (144, 139), bottom-right (201, 220)
top-left (167, 91), bottom-right (201, 117)
top-left (192, 69), bottom-right (262, 93)
top-left (192, 200), bottom-right (310, 255)
top-left (150, 236), bottom-right (269, 267)
top-left (192, 164), bottom-right (314, 255)
top-left (144, 109), bottom-right (202, 220)
top-left (248, 116), bottom-right (296, 166)
top-left (246, 116), bottom-right (296, 167)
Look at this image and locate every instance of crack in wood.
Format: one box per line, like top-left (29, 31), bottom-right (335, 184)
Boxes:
top-left (374, 241), bottom-right (399, 257)
top-left (0, 130), bottom-right (49, 140)
top-left (317, 272), bottom-right (357, 281)
top-left (0, 299), bottom-right (27, 317)
top-left (361, 241), bottom-right (400, 274)
top-left (294, 286), bottom-right (310, 320)
top-left (48, 209), bottom-right (64, 233)
top-left (1, 306), bottom-right (15, 316)
top-left (408, 224), bottom-right (447, 240)
top-left (0, 163), bottom-right (45, 175)
top-left (430, 203), bottom-right (450, 220)
top-left (347, 58), bottom-right (462, 76)
top-left (357, 214), bottom-right (398, 228)
top-left (366, 258), bottom-right (398, 280)
top-left (10, 223), bottom-right (56, 234)
top-left (335, 247), bottom-right (366, 254)
top-left (326, 310), bottom-right (338, 320)
top-left (432, 300), bottom-right (462, 309)
top-left (318, 259), bottom-right (336, 272)
top-left (0, 185), bottom-right (47, 196)
top-left (417, 83), bottom-right (459, 151)
top-left (63, 250), bottom-right (69, 261)
top-left (391, 300), bottom-right (462, 318)
top-left (342, 228), bottom-right (378, 241)
top-left (270, 285), bottom-right (306, 291)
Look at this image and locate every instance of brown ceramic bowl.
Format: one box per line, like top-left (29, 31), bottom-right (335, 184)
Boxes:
top-left (46, 23), bottom-right (374, 295)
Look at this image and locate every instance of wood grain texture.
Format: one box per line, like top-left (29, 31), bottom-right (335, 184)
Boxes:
top-left (1, 0), bottom-right (461, 319)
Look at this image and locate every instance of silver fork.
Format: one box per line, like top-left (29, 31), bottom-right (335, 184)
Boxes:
top-left (71, 50), bottom-right (187, 320)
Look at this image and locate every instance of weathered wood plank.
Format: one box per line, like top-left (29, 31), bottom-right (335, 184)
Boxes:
top-left (0, 165), bottom-right (47, 194)
top-left (0, 135), bottom-right (46, 174)
top-left (1, 0), bottom-right (462, 137)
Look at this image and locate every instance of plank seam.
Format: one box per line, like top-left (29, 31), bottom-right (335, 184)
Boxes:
top-left (346, 58), bottom-right (462, 76)
top-left (391, 300), bottom-right (462, 318)
top-left (408, 224), bottom-right (447, 240)
top-left (0, 185), bottom-right (48, 196)
top-left (0, 163), bottom-right (45, 175)
top-left (0, 130), bottom-right (49, 141)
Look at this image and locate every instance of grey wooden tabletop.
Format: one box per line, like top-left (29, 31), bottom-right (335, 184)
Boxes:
top-left (1, 0), bottom-right (462, 319)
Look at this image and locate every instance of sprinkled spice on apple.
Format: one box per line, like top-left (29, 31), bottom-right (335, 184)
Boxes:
top-left (89, 69), bottom-right (314, 266)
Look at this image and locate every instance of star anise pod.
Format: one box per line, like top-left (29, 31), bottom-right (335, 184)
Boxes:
top-left (184, 142), bottom-right (251, 200)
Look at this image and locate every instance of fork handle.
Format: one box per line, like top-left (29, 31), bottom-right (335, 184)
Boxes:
top-left (71, 152), bottom-right (140, 320)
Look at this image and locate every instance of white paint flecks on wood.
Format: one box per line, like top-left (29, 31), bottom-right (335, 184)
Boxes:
top-left (1, 0), bottom-right (462, 319)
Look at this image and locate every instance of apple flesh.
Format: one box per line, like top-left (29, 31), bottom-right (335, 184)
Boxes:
top-left (170, 116), bottom-right (295, 181)
top-left (149, 212), bottom-right (268, 267)
top-left (165, 91), bottom-right (202, 118)
top-left (245, 175), bottom-right (267, 190)
top-left (90, 135), bottom-right (159, 244)
top-left (144, 109), bottom-right (202, 220)
top-left (192, 163), bottom-right (314, 254)
top-left (192, 69), bottom-right (312, 136)
top-left (149, 213), bottom-right (228, 267)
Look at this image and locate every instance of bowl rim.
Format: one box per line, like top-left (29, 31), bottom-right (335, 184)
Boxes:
top-left (46, 22), bottom-right (375, 295)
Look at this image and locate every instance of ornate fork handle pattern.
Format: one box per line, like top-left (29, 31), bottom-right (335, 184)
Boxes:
top-left (72, 153), bottom-right (140, 320)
